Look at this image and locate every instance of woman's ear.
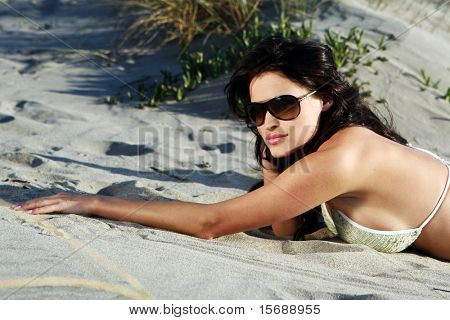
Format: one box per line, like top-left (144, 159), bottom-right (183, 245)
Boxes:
top-left (322, 97), bottom-right (334, 111)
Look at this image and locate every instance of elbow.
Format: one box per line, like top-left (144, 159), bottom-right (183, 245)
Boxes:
top-left (197, 232), bottom-right (215, 240)
top-left (195, 207), bottom-right (221, 240)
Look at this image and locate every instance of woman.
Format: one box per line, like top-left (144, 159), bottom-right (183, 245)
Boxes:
top-left (12, 36), bottom-right (450, 261)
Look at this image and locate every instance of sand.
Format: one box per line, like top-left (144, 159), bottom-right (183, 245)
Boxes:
top-left (0, 0), bottom-right (449, 299)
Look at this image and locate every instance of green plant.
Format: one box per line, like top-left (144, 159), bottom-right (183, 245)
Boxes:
top-left (324, 27), bottom-right (387, 71)
top-left (322, 26), bottom-right (389, 97)
top-left (344, 66), bottom-right (357, 78)
top-left (176, 86), bottom-right (184, 101)
top-left (377, 35), bottom-right (387, 50)
top-left (180, 51), bottom-right (205, 91)
top-left (419, 69), bottom-right (440, 91)
top-left (348, 27), bottom-right (370, 55)
top-left (324, 29), bottom-right (350, 69)
top-left (351, 79), bottom-right (371, 97)
top-left (113, 9), bottom-right (316, 108)
top-left (375, 56), bottom-right (388, 62)
top-left (112, 6), bottom-right (392, 109)
top-left (205, 47), bottom-right (229, 78)
top-left (442, 87), bottom-right (450, 102)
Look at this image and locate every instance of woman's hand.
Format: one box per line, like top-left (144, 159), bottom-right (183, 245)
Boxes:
top-left (261, 145), bottom-right (301, 238)
top-left (261, 145), bottom-right (278, 181)
top-left (11, 192), bottom-right (97, 216)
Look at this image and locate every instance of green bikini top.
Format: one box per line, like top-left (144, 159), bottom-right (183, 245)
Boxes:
top-left (320, 144), bottom-right (450, 253)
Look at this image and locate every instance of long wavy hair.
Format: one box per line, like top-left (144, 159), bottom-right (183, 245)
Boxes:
top-left (224, 35), bottom-right (408, 239)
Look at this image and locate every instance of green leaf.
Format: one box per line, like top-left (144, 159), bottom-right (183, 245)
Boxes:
top-left (432, 80), bottom-right (440, 89)
top-left (176, 87), bottom-right (184, 101)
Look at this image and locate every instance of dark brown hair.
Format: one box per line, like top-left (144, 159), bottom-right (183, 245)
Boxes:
top-left (224, 35), bottom-right (408, 239)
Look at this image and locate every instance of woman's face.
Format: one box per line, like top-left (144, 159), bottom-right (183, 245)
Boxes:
top-left (249, 71), bottom-right (332, 158)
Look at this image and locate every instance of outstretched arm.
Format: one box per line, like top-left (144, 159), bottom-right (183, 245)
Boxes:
top-left (12, 192), bottom-right (218, 239)
top-left (13, 141), bottom-right (358, 240)
top-left (89, 196), bottom-right (216, 239)
top-left (95, 143), bottom-right (356, 239)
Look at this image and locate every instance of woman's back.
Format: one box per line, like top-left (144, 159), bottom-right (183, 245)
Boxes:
top-left (323, 126), bottom-right (450, 260)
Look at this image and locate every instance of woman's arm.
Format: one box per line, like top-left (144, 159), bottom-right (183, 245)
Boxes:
top-left (14, 192), bottom-right (217, 239)
top-left (88, 196), bottom-right (216, 239)
top-left (89, 145), bottom-right (354, 240)
top-left (15, 137), bottom-right (359, 240)
top-left (262, 158), bottom-right (303, 238)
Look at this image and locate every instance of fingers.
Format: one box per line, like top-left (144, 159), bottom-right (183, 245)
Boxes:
top-left (14, 198), bottom-right (61, 211)
top-left (29, 204), bottom-right (62, 215)
top-left (11, 192), bottom-right (75, 215)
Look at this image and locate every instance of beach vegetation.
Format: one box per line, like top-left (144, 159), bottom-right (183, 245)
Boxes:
top-left (106, 1), bottom-right (391, 107)
top-left (117, 0), bottom-right (262, 54)
top-left (418, 68), bottom-right (440, 91)
top-left (377, 35), bottom-right (387, 51)
top-left (442, 87), bottom-right (450, 102)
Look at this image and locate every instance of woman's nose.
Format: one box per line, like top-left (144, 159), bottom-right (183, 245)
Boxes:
top-left (263, 111), bottom-right (279, 129)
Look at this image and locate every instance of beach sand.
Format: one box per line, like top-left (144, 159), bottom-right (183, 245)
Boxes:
top-left (0, 0), bottom-right (449, 299)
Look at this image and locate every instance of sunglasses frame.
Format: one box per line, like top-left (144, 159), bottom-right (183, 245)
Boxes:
top-left (246, 90), bottom-right (317, 127)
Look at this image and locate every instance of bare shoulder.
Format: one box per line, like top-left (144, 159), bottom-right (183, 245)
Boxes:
top-left (316, 125), bottom-right (375, 170)
top-left (317, 125), bottom-right (374, 152)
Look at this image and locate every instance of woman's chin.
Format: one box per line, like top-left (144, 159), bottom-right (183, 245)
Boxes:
top-left (269, 148), bottom-right (291, 158)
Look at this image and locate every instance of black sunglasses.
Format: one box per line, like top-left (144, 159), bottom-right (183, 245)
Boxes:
top-left (246, 90), bottom-right (317, 126)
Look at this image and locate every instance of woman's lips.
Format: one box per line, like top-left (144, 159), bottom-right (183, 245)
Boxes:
top-left (267, 135), bottom-right (288, 145)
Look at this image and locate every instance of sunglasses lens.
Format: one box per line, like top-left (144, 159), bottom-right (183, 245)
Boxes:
top-left (247, 95), bottom-right (300, 126)
top-left (247, 104), bottom-right (266, 126)
top-left (269, 96), bottom-right (299, 120)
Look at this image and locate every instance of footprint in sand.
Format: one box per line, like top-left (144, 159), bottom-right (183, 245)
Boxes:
top-left (200, 142), bottom-right (235, 154)
top-left (15, 100), bottom-right (86, 123)
top-left (0, 114), bottom-right (14, 124)
top-left (217, 142), bottom-right (236, 154)
top-left (96, 180), bottom-right (173, 202)
top-left (0, 152), bottom-right (45, 168)
top-left (175, 126), bottom-right (195, 141)
top-left (105, 142), bottom-right (153, 157)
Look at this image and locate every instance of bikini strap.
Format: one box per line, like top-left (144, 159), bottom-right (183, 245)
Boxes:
top-left (418, 163), bottom-right (450, 229)
top-left (407, 143), bottom-right (446, 162)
